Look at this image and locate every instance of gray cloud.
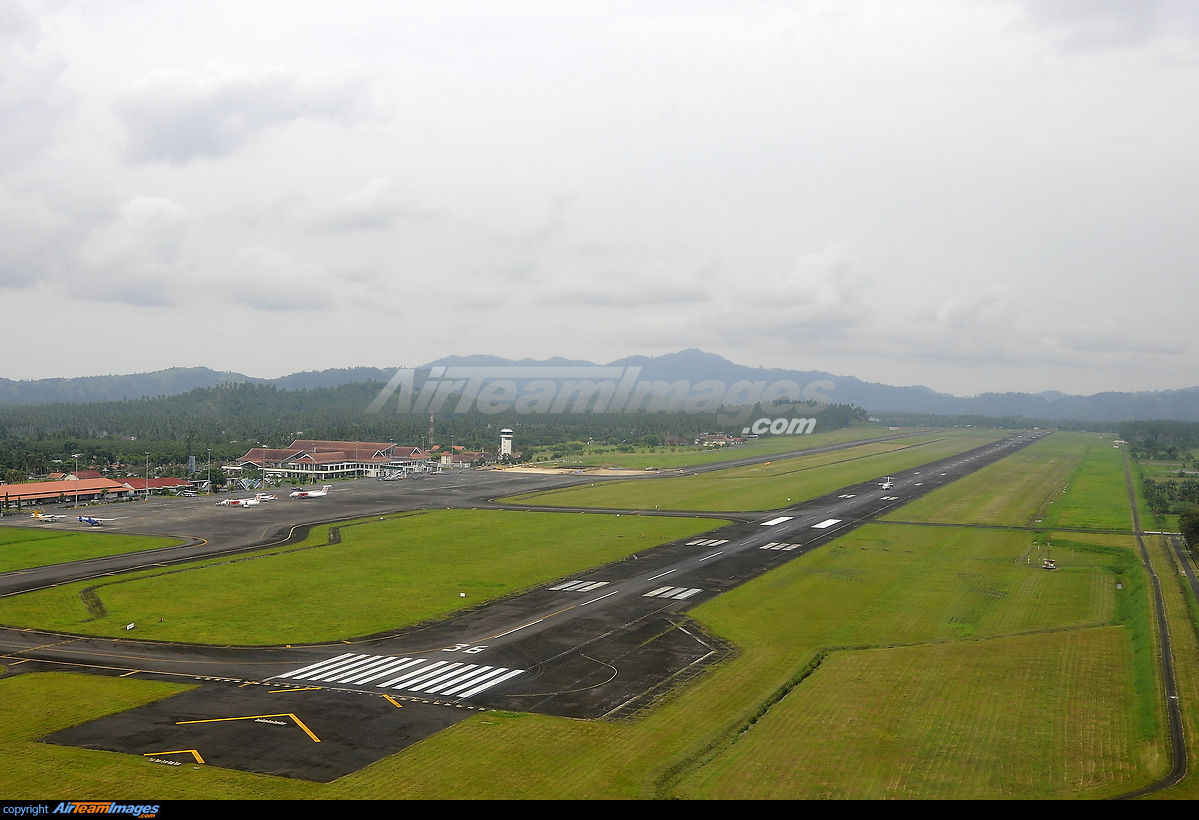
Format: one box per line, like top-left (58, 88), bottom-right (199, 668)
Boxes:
top-left (114, 66), bottom-right (374, 163)
top-left (313, 177), bottom-right (436, 230)
top-left (223, 244), bottom-right (330, 311)
top-left (74, 197), bottom-right (191, 306)
top-left (1018, 0), bottom-right (1165, 49)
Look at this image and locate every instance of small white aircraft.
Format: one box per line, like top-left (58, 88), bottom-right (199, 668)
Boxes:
top-left (77, 515), bottom-right (116, 526)
top-left (217, 496), bottom-right (260, 507)
top-left (254, 493), bottom-right (277, 502)
top-left (290, 485), bottom-right (332, 498)
top-left (30, 511), bottom-right (68, 522)
top-left (880, 477), bottom-right (895, 490)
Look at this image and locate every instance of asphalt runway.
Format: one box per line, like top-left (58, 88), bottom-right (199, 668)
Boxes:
top-left (0, 430), bottom-right (1048, 780)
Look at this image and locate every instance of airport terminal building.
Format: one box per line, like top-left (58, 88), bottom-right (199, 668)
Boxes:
top-left (233, 440), bottom-right (434, 481)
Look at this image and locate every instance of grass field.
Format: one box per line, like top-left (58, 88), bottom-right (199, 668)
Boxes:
top-left (0, 426), bottom-right (1174, 799)
top-left (0, 527), bottom-right (183, 574)
top-left (1044, 439), bottom-right (1137, 531)
top-left (882, 432), bottom-right (1090, 527)
top-left (0, 522), bottom-right (1160, 799)
top-left (531, 425), bottom-right (902, 470)
top-left (0, 510), bottom-right (720, 645)
top-left (507, 433), bottom-right (1003, 512)
top-left (675, 627), bottom-right (1150, 798)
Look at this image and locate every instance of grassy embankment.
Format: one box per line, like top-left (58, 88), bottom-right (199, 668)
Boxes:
top-left (0, 528), bottom-right (183, 575)
top-left (507, 432), bottom-right (1004, 512)
top-left (0, 431), bottom-right (1169, 798)
top-left (0, 510), bottom-right (719, 645)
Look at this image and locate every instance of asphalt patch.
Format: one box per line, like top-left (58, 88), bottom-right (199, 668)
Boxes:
top-left (42, 683), bottom-right (473, 781)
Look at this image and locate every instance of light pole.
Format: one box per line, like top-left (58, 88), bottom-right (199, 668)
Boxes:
top-left (144, 451), bottom-right (150, 502)
top-left (71, 453), bottom-right (82, 508)
top-left (207, 448), bottom-right (212, 495)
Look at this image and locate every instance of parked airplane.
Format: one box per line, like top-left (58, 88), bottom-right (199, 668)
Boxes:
top-left (290, 485), bottom-right (332, 498)
top-left (255, 493), bottom-right (277, 502)
top-left (77, 516), bottom-right (116, 526)
top-left (217, 496), bottom-right (260, 507)
top-left (880, 477), bottom-right (895, 490)
top-left (30, 511), bottom-right (67, 522)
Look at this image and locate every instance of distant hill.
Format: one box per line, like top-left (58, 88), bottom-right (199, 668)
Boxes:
top-left (0, 367), bottom-right (260, 405)
top-left (2, 351), bottom-right (1198, 422)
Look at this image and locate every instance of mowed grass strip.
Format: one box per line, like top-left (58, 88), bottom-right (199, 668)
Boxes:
top-left (883, 432), bottom-right (1088, 526)
top-left (0, 527), bottom-right (183, 574)
top-left (676, 627), bottom-right (1158, 799)
top-left (0, 510), bottom-right (720, 645)
top-left (508, 434), bottom-right (1003, 512)
top-left (1040, 436), bottom-right (1137, 531)
top-left (555, 425), bottom-right (905, 470)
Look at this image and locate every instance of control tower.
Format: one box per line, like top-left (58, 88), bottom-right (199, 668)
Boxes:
top-left (500, 428), bottom-right (514, 458)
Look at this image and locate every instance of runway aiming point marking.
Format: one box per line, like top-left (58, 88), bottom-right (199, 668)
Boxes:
top-left (811, 519), bottom-right (842, 529)
top-left (760, 517), bottom-right (793, 526)
top-left (274, 654), bottom-right (525, 699)
top-left (643, 586), bottom-right (703, 600)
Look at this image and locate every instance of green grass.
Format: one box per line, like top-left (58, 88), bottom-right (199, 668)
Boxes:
top-left (0, 426), bottom-right (1166, 799)
top-left (0, 527), bottom-right (183, 574)
top-left (883, 432), bottom-right (1088, 526)
top-left (0, 522), bottom-right (1157, 800)
top-left (532, 425), bottom-right (901, 470)
top-left (0, 510), bottom-right (721, 645)
top-left (508, 434), bottom-right (1003, 512)
top-left (1044, 436), bottom-right (1137, 531)
top-left (675, 627), bottom-right (1153, 799)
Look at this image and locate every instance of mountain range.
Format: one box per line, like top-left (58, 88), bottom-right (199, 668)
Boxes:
top-left (3, 351), bottom-right (1198, 423)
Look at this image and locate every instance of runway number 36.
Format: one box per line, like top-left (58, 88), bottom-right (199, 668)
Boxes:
top-left (443, 644), bottom-right (488, 654)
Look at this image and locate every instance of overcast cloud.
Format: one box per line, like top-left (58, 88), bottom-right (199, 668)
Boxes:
top-left (0, 0), bottom-right (1195, 397)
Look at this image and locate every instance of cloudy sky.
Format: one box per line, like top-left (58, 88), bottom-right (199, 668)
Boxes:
top-left (1, 0), bottom-right (1196, 396)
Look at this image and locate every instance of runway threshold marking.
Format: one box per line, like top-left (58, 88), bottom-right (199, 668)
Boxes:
top-left (143, 749), bottom-right (205, 764)
top-left (176, 713), bottom-right (321, 743)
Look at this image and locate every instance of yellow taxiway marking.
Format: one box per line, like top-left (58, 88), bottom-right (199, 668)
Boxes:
top-left (270, 687), bottom-right (321, 693)
top-left (177, 713), bottom-right (321, 743)
top-left (382, 695), bottom-right (403, 708)
top-left (144, 749), bottom-right (205, 764)
top-left (119, 670), bottom-right (140, 677)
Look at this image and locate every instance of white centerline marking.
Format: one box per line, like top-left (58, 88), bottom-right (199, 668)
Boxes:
top-left (490, 618), bottom-right (544, 639)
top-left (699, 551), bottom-right (723, 561)
top-left (579, 589), bottom-right (620, 606)
top-left (646, 569), bottom-right (677, 581)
